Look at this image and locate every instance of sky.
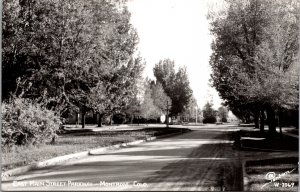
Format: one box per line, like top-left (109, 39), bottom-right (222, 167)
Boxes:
top-left (127, 0), bottom-right (224, 110)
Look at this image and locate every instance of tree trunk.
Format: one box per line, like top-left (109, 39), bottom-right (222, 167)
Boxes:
top-left (110, 115), bottom-right (113, 125)
top-left (50, 136), bottom-right (56, 144)
top-left (246, 115), bottom-right (251, 124)
top-left (254, 112), bottom-right (259, 129)
top-left (76, 112), bottom-right (79, 127)
top-left (266, 106), bottom-right (276, 134)
top-left (259, 110), bottom-right (265, 133)
top-left (278, 110), bottom-right (282, 138)
top-left (81, 111), bottom-right (86, 128)
top-left (130, 115), bottom-right (134, 124)
top-left (97, 113), bottom-right (103, 127)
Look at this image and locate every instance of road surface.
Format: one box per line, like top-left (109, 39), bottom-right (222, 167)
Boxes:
top-left (2, 125), bottom-right (243, 191)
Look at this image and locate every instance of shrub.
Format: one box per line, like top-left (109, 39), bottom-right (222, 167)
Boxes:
top-left (221, 117), bottom-right (227, 122)
top-left (2, 97), bottom-right (62, 149)
top-left (203, 116), bottom-right (217, 124)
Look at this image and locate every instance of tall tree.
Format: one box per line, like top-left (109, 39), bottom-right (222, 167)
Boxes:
top-left (153, 59), bottom-right (193, 116)
top-left (172, 66), bottom-right (193, 115)
top-left (89, 56), bottom-right (144, 127)
top-left (153, 59), bottom-right (176, 96)
top-left (150, 82), bottom-right (171, 114)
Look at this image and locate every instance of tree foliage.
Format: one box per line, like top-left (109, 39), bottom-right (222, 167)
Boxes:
top-left (153, 59), bottom-right (193, 116)
top-left (2, 0), bottom-right (144, 128)
top-left (181, 96), bottom-right (198, 122)
top-left (123, 78), bottom-right (171, 122)
top-left (202, 102), bottom-right (217, 124)
top-left (218, 106), bottom-right (229, 122)
top-left (139, 82), bottom-right (161, 120)
top-left (150, 82), bottom-right (171, 113)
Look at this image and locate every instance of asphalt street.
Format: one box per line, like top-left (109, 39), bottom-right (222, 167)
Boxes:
top-left (2, 125), bottom-right (243, 191)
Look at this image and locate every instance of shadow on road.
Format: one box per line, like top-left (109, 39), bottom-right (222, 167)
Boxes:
top-left (133, 130), bottom-right (243, 191)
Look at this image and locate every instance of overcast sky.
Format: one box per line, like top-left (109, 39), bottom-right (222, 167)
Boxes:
top-left (127, 0), bottom-right (224, 109)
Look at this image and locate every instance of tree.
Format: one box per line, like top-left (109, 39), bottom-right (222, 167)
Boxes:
top-left (153, 59), bottom-right (193, 116)
top-left (172, 67), bottom-right (193, 115)
top-left (182, 96), bottom-right (198, 122)
top-left (218, 106), bottom-right (229, 122)
top-left (153, 59), bottom-right (176, 95)
top-left (124, 95), bottom-right (142, 124)
top-left (202, 102), bottom-right (217, 124)
top-left (90, 56), bottom-right (144, 127)
top-left (139, 81), bottom-right (160, 121)
top-left (208, 0), bottom-right (299, 134)
top-left (150, 82), bottom-right (171, 114)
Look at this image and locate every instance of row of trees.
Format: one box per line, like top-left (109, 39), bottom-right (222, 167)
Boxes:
top-left (202, 103), bottom-right (229, 123)
top-left (209, 0), bottom-right (299, 133)
top-left (2, 0), bottom-right (144, 146)
top-left (124, 58), bottom-right (194, 124)
top-left (3, 0), bottom-right (144, 127)
top-left (124, 80), bottom-right (171, 123)
top-left (131, 57), bottom-right (229, 125)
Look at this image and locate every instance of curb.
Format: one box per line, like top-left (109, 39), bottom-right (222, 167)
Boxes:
top-left (1, 130), bottom-right (188, 180)
top-left (240, 142), bottom-right (293, 152)
top-left (89, 131), bottom-right (187, 155)
top-left (88, 137), bottom-right (156, 155)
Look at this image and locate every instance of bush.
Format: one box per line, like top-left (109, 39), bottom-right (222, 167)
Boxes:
top-left (2, 97), bottom-right (62, 149)
top-left (203, 116), bottom-right (217, 124)
top-left (221, 117), bottom-right (227, 122)
top-left (112, 113), bottom-right (126, 124)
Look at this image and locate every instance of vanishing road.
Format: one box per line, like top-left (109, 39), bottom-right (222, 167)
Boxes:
top-left (2, 125), bottom-right (244, 191)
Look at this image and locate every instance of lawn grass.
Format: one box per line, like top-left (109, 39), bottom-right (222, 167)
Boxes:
top-left (239, 130), bottom-right (298, 151)
top-left (2, 127), bottom-right (190, 172)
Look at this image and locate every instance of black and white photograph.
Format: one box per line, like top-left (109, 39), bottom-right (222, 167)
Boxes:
top-left (1, 0), bottom-right (299, 191)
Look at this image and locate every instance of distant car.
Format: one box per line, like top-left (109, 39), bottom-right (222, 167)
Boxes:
top-left (216, 122), bottom-right (223, 125)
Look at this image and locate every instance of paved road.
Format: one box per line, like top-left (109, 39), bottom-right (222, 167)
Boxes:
top-left (2, 125), bottom-right (243, 191)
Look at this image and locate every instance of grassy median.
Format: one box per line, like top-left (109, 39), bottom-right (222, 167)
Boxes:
top-left (2, 127), bottom-right (190, 172)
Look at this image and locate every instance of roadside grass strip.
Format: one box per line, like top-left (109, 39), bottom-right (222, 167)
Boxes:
top-left (2, 127), bottom-right (190, 174)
